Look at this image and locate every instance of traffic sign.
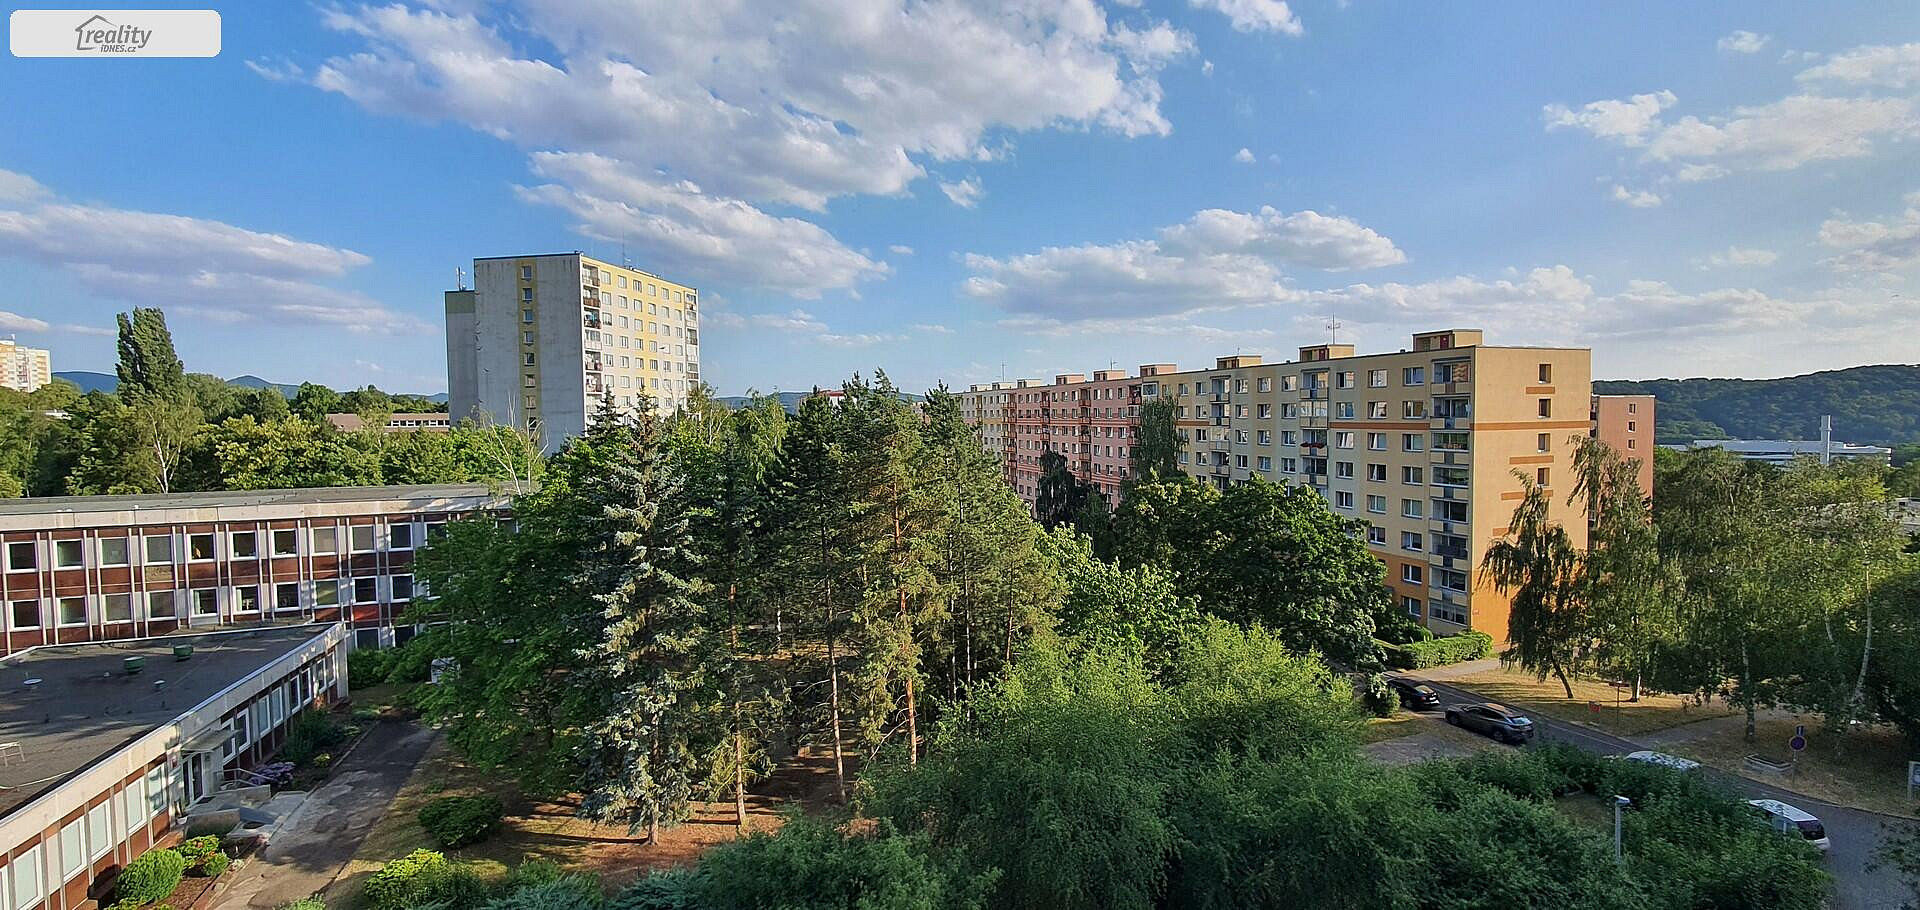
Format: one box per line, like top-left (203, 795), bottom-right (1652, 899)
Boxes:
top-left (1909, 761), bottom-right (1919, 801)
top-left (1788, 724), bottom-right (1807, 753)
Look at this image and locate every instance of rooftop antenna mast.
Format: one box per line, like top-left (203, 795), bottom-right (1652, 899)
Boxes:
top-left (1326, 317), bottom-right (1342, 344)
top-left (455, 267), bottom-right (467, 291)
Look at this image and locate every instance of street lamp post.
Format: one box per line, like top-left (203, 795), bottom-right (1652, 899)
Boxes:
top-left (1613, 795), bottom-right (1631, 860)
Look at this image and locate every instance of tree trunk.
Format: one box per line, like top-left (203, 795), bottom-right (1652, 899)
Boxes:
top-left (1741, 638), bottom-right (1756, 742)
top-left (1629, 670), bottom-right (1642, 703)
top-left (1840, 571), bottom-right (1873, 758)
top-left (733, 721), bottom-right (747, 830)
top-left (893, 509), bottom-right (917, 766)
top-left (1555, 665), bottom-right (1574, 700)
top-left (822, 528), bottom-right (847, 802)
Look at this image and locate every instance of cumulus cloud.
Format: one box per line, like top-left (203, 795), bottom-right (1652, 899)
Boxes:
top-left (1232, 147), bottom-right (1256, 163)
top-left (1546, 44), bottom-right (1920, 186)
top-left (0, 169), bottom-right (50, 203)
top-left (0, 170), bottom-right (418, 333)
top-left (1818, 192), bottom-right (1920, 273)
top-left (1610, 185), bottom-right (1663, 208)
top-left (1189, 0), bottom-right (1304, 35)
top-left (1695, 246), bottom-right (1779, 268)
top-left (0, 310), bottom-right (50, 332)
top-left (889, 244), bottom-right (915, 255)
top-left (515, 152), bottom-right (886, 298)
top-left (939, 177), bottom-right (985, 209)
top-left (963, 206), bottom-right (1403, 320)
top-left (1717, 31), bottom-right (1770, 54)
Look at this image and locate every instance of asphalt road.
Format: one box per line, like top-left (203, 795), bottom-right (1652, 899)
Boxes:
top-left (1407, 677), bottom-right (1912, 910)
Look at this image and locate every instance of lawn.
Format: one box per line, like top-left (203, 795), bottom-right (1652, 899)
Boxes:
top-left (1663, 715), bottom-right (1919, 819)
top-left (1444, 666), bottom-right (1734, 737)
top-left (333, 735), bottom-right (845, 904)
top-left (1360, 708), bottom-right (1432, 743)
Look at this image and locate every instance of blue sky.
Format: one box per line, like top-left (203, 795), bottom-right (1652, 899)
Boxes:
top-left (2, 1), bottom-right (1916, 397)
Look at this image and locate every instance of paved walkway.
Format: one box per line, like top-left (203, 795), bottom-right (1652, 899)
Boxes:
top-left (1402, 658), bottom-right (1501, 680)
top-left (213, 721), bottom-right (436, 910)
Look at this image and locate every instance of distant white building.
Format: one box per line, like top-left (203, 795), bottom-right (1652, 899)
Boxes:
top-left (0, 338), bottom-right (52, 392)
top-left (1687, 415), bottom-right (1892, 467)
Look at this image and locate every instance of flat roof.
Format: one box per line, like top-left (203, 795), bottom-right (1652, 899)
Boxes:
top-left (0, 483), bottom-right (499, 519)
top-left (0, 626), bottom-right (328, 818)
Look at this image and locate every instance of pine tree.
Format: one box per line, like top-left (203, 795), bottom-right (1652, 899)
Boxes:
top-left (574, 395), bottom-right (718, 841)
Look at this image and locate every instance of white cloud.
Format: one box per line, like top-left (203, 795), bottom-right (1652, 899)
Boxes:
top-left (1189, 0), bottom-right (1304, 36)
top-left (0, 169), bottom-right (49, 203)
top-left (1717, 30), bottom-right (1770, 54)
top-left (1610, 185), bottom-right (1663, 208)
top-left (1817, 194), bottom-right (1920, 273)
top-left (819, 332), bottom-right (906, 347)
top-left (1695, 246), bottom-right (1779, 268)
top-left (1543, 90), bottom-right (1676, 146)
top-left (515, 152), bottom-right (886, 298)
top-left (889, 244), bottom-right (915, 255)
top-left (1797, 42), bottom-right (1920, 90)
top-left (1201, 59), bottom-right (1215, 76)
top-left (913, 323), bottom-right (955, 334)
top-left (963, 206), bottom-right (1403, 320)
top-left (939, 177), bottom-right (985, 209)
top-left (0, 171), bottom-right (418, 334)
top-left (0, 310), bottom-right (50, 333)
top-left (244, 58), bottom-right (305, 82)
top-left (1232, 147), bottom-right (1256, 164)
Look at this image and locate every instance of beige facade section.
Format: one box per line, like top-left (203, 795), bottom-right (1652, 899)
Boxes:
top-left (1592, 394), bottom-right (1656, 497)
top-left (0, 339), bottom-right (53, 392)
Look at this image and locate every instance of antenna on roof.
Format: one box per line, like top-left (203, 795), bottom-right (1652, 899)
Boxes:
top-left (1325, 317), bottom-right (1342, 344)
top-left (455, 267), bottom-right (467, 291)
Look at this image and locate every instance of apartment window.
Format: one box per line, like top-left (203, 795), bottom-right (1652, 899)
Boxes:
top-left (1433, 466), bottom-right (1470, 487)
top-left (231, 531), bottom-right (258, 559)
top-left (1336, 461), bottom-right (1355, 479)
top-left (353, 577), bottom-right (378, 603)
top-left (103, 593), bottom-right (132, 623)
top-left (189, 533), bottom-right (216, 561)
top-left (1281, 457), bottom-right (1298, 473)
top-left (1367, 525), bottom-right (1387, 545)
top-left (315, 579), bottom-right (340, 607)
top-left (525, 394), bottom-right (539, 410)
top-left (55, 539), bottom-right (84, 568)
top-left (521, 308), bottom-right (535, 324)
top-left (1437, 568), bottom-right (1470, 593)
top-left (1401, 400), bottom-right (1425, 419)
top-left (146, 590), bottom-right (176, 621)
top-left (1257, 404), bottom-right (1272, 419)
top-left (1434, 534), bottom-right (1470, 559)
top-left (1399, 466), bottom-right (1425, 486)
top-left (1257, 377), bottom-right (1271, 392)
top-left (1627, 420), bottom-right (1637, 433)
top-left (1367, 401), bottom-right (1387, 420)
top-left (1402, 434), bottom-right (1425, 452)
top-left (7, 540), bottom-right (35, 571)
top-left (1366, 494), bottom-right (1387, 513)
top-left (1369, 369), bottom-right (1387, 388)
top-left (1432, 432), bottom-right (1469, 451)
top-left (1627, 402), bottom-right (1638, 414)
top-left (350, 525), bottom-right (376, 553)
top-left (1336, 371), bottom-right (1354, 389)
top-left (1282, 375), bottom-right (1298, 391)
top-left (144, 533), bottom-right (173, 564)
top-left (1401, 531), bottom-right (1425, 552)
top-left (1628, 438), bottom-right (1637, 450)
top-left (124, 776), bottom-right (147, 833)
top-left (1402, 564), bottom-right (1424, 585)
top-left (1435, 500), bottom-right (1468, 523)
top-left (1236, 379), bottom-right (1249, 393)
top-left (1538, 398), bottom-right (1552, 418)
top-left (1403, 367), bottom-right (1425, 386)
top-left (390, 523), bottom-right (415, 551)
top-left (1367, 463), bottom-right (1387, 482)
top-left (1537, 467), bottom-right (1551, 486)
top-left (392, 574), bottom-right (415, 601)
top-left (1257, 430), bottom-right (1272, 445)
top-left (192, 589), bottom-right (218, 616)
top-left (520, 265), bottom-right (533, 280)
top-left (312, 526), bottom-right (338, 555)
top-left (60, 816), bottom-right (86, 881)
top-left (523, 330), bottom-right (536, 344)
top-left (1538, 363), bottom-right (1552, 383)
top-left (1236, 454), bottom-right (1249, 469)
top-left (10, 599), bottom-right (41, 630)
top-left (1257, 456), bottom-right (1272, 471)
top-left (99, 537), bottom-right (129, 566)
top-left (1402, 499), bottom-right (1424, 519)
top-left (521, 287), bottom-right (534, 301)
top-left (14, 843), bottom-right (43, 910)
top-left (1334, 431), bottom-right (1355, 449)
top-left (1367, 433), bottom-right (1386, 451)
top-left (524, 374), bottom-right (537, 388)
top-left (233, 585), bottom-right (260, 613)
top-left (1403, 596), bottom-right (1423, 617)
top-left (58, 596), bottom-right (86, 625)
top-left (1334, 491), bottom-right (1355, 510)
top-left (523, 352), bottom-right (537, 366)
top-left (272, 528), bottom-right (298, 557)
top-left (1335, 401), bottom-right (1355, 419)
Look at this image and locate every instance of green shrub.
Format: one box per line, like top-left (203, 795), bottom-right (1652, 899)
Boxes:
top-left (1529, 742), bottom-right (1608, 795)
top-left (362, 849), bottom-right (487, 910)
top-left (1453, 751), bottom-right (1561, 802)
top-left (282, 711), bottom-right (347, 766)
top-left (1361, 673), bottom-right (1396, 717)
top-left (198, 852), bottom-right (230, 878)
top-left (176, 835), bottom-right (220, 869)
top-left (347, 649), bottom-right (392, 691)
top-left (275, 899), bottom-right (326, 910)
top-left (117, 848), bottom-right (186, 905)
top-left (1382, 631), bottom-right (1494, 669)
top-left (418, 795), bottom-right (505, 849)
top-left (504, 858), bottom-right (565, 891)
top-left (482, 877), bottom-right (604, 910)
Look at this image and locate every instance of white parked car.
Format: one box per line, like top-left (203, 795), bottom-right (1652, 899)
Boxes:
top-left (1748, 799), bottom-right (1830, 852)
top-left (1619, 750), bottom-right (1701, 772)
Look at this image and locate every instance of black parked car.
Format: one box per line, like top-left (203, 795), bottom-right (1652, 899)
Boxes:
top-left (1445, 702), bottom-right (1535, 744)
top-left (1386, 678), bottom-right (1442, 710)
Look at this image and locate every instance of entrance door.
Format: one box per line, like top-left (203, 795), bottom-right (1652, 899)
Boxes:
top-left (184, 753), bottom-right (208, 804)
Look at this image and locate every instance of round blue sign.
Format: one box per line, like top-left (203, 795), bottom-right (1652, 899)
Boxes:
top-left (1789, 734), bottom-right (1807, 752)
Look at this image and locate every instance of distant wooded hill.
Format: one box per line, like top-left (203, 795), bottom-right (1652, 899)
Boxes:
top-left (53, 371), bottom-right (450, 404)
top-left (718, 390), bottom-right (927, 413)
top-left (1596, 364), bottom-right (1920, 446)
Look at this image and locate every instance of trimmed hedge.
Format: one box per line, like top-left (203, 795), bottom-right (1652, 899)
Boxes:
top-left (419, 795), bottom-right (505, 849)
top-left (1379, 630), bottom-right (1494, 669)
top-left (363, 849), bottom-right (486, 910)
top-left (117, 848), bottom-right (186, 905)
